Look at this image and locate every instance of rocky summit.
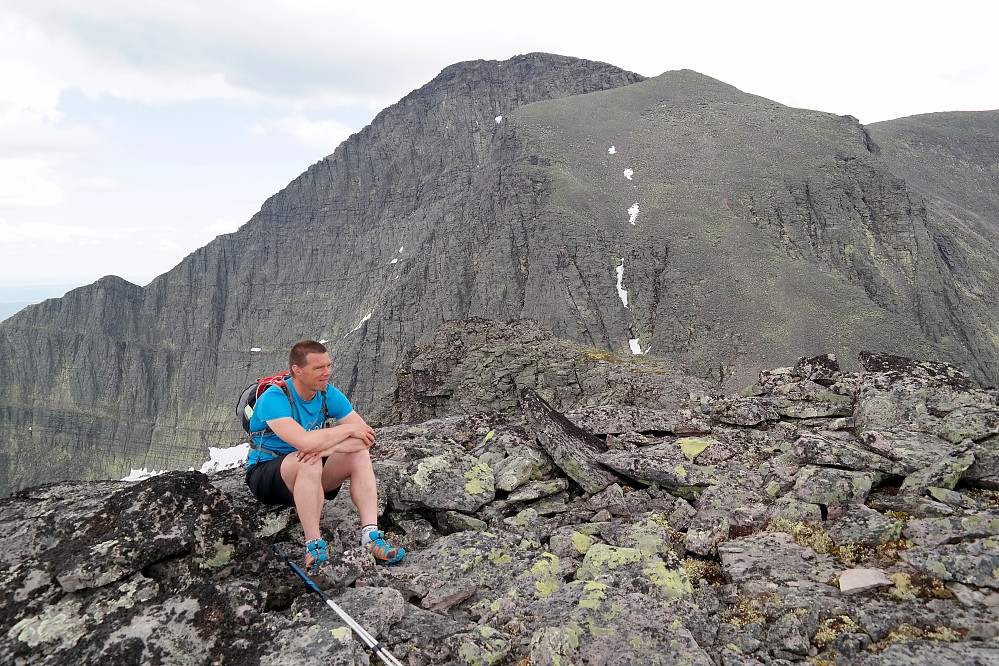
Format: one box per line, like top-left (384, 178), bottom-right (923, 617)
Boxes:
top-left (3, 320), bottom-right (998, 665)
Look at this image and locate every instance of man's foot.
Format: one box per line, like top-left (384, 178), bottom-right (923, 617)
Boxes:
top-left (305, 539), bottom-right (328, 573)
top-left (361, 530), bottom-right (405, 564)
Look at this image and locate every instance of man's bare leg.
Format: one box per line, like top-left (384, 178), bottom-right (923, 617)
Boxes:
top-left (280, 454), bottom-right (325, 542)
top-left (321, 447), bottom-right (378, 528)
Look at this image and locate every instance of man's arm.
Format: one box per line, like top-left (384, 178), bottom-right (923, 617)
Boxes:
top-left (268, 410), bottom-right (375, 460)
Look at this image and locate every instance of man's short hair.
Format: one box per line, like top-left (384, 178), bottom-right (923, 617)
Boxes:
top-left (289, 340), bottom-right (328, 370)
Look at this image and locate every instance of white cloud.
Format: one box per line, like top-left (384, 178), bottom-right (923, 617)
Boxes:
top-left (273, 114), bottom-right (354, 151)
top-left (0, 217), bottom-right (148, 254)
top-left (206, 218), bottom-right (241, 236)
top-left (0, 159), bottom-right (65, 207)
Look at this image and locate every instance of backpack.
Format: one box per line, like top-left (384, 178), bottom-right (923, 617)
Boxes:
top-left (236, 371), bottom-right (329, 436)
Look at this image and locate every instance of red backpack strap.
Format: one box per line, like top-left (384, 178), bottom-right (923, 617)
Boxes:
top-left (255, 371), bottom-right (291, 400)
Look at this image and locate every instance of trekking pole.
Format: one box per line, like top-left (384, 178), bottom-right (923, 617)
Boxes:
top-left (273, 544), bottom-right (403, 666)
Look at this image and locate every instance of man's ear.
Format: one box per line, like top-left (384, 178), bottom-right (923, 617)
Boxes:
top-left (289, 364), bottom-right (301, 377)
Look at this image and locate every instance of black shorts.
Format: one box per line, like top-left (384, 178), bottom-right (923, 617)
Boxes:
top-left (245, 454), bottom-right (342, 506)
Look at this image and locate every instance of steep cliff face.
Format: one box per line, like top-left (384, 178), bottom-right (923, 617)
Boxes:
top-left (1, 54), bottom-right (997, 496)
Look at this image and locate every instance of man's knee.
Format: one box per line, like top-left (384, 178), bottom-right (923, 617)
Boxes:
top-left (282, 455), bottom-right (323, 483)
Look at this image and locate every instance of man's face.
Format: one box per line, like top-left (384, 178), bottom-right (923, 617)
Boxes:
top-left (294, 352), bottom-right (332, 392)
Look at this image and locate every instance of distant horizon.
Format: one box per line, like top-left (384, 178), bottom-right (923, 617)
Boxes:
top-left (0, 283), bottom-right (88, 322)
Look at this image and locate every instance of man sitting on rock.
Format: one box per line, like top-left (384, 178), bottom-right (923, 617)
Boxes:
top-left (245, 340), bottom-right (404, 570)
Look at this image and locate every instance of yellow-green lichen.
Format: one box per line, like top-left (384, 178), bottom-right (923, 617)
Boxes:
top-left (766, 518), bottom-right (833, 553)
top-left (572, 531), bottom-right (594, 555)
top-left (8, 602), bottom-right (86, 649)
top-left (677, 437), bottom-right (715, 459)
top-left (488, 548), bottom-right (511, 565)
top-left (642, 562), bottom-right (693, 599)
top-left (464, 463), bottom-right (496, 495)
top-left (889, 572), bottom-right (954, 601)
top-left (812, 614), bottom-right (861, 648)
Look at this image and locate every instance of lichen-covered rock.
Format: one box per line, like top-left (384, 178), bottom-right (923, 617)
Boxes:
top-left (899, 451), bottom-right (976, 496)
top-left (856, 428), bottom-right (965, 474)
top-left (710, 397), bottom-right (782, 426)
top-left (825, 505), bottom-right (904, 546)
top-left (685, 511), bottom-right (731, 556)
top-left (491, 455), bottom-right (534, 492)
top-left (855, 639), bottom-right (999, 665)
top-left (903, 513), bottom-right (999, 548)
top-left (718, 532), bottom-right (840, 590)
top-left (393, 451), bottom-right (496, 512)
top-left (937, 406), bottom-right (999, 443)
top-left (791, 466), bottom-right (879, 507)
top-left (901, 538), bottom-right (999, 589)
top-left (6, 348), bottom-right (999, 665)
top-left (522, 388), bottom-right (618, 494)
top-left (792, 433), bottom-right (901, 474)
top-left (599, 446), bottom-right (716, 493)
top-left (525, 583), bottom-right (714, 666)
top-left (965, 434), bottom-right (999, 490)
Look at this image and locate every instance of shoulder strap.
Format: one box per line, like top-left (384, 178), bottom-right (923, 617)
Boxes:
top-left (320, 388), bottom-right (330, 425)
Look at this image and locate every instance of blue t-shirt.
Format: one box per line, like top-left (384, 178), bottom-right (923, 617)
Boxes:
top-left (247, 381), bottom-right (354, 468)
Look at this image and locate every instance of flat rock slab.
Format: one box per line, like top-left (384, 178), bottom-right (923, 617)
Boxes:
top-left (718, 532), bottom-right (839, 588)
top-left (839, 568), bottom-right (893, 594)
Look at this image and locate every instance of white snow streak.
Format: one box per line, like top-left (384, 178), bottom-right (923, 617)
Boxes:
top-left (624, 169), bottom-right (634, 180)
top-left (346, 311), bottom-right (374, 336)
top-left (616, 259), bottom-right (629, 308)
top-left (608, 146), bottom-right (616, 154)
top-left (629, 339), bottom-right (644, 355)
top-left (496, 116), bottom-right (503, 123)
top-left (250, 347), bottom-right (261, 352)
top-left (628, 203), bottom-right (640, 225)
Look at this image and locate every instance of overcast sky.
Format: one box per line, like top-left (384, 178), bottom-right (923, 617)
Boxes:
top-left (2, 0), bottom-right (996, 295)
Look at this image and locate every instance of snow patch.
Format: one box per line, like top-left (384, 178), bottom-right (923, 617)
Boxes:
top-left (250, 347), bottom-right (261, 352)
top-left (616, 259), bottom-right (629, 308)
top-left (345, 311), bottom-right (373, 336)
top-left (624, 169), bottom-right (634, 180)
top-left (200, 443), bottom-right (249, 474)
top-left (629, 339), bottom-right (644, 355)
top-left (495, 116), bottom-right (503, 123)
top-left (121, 468), bottom-right (168, 482)
top-left (319, 338), bottom-right (328, 344)
top-left (628, 203), bottom-right (640, 225)
top-left (608, 146), bottom-right (616, 154)
top-left (122, 443), bottom-right (249, 482)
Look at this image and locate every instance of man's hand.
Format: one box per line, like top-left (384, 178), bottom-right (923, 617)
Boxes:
top-left (292, 423), bottom-right (375, 464)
